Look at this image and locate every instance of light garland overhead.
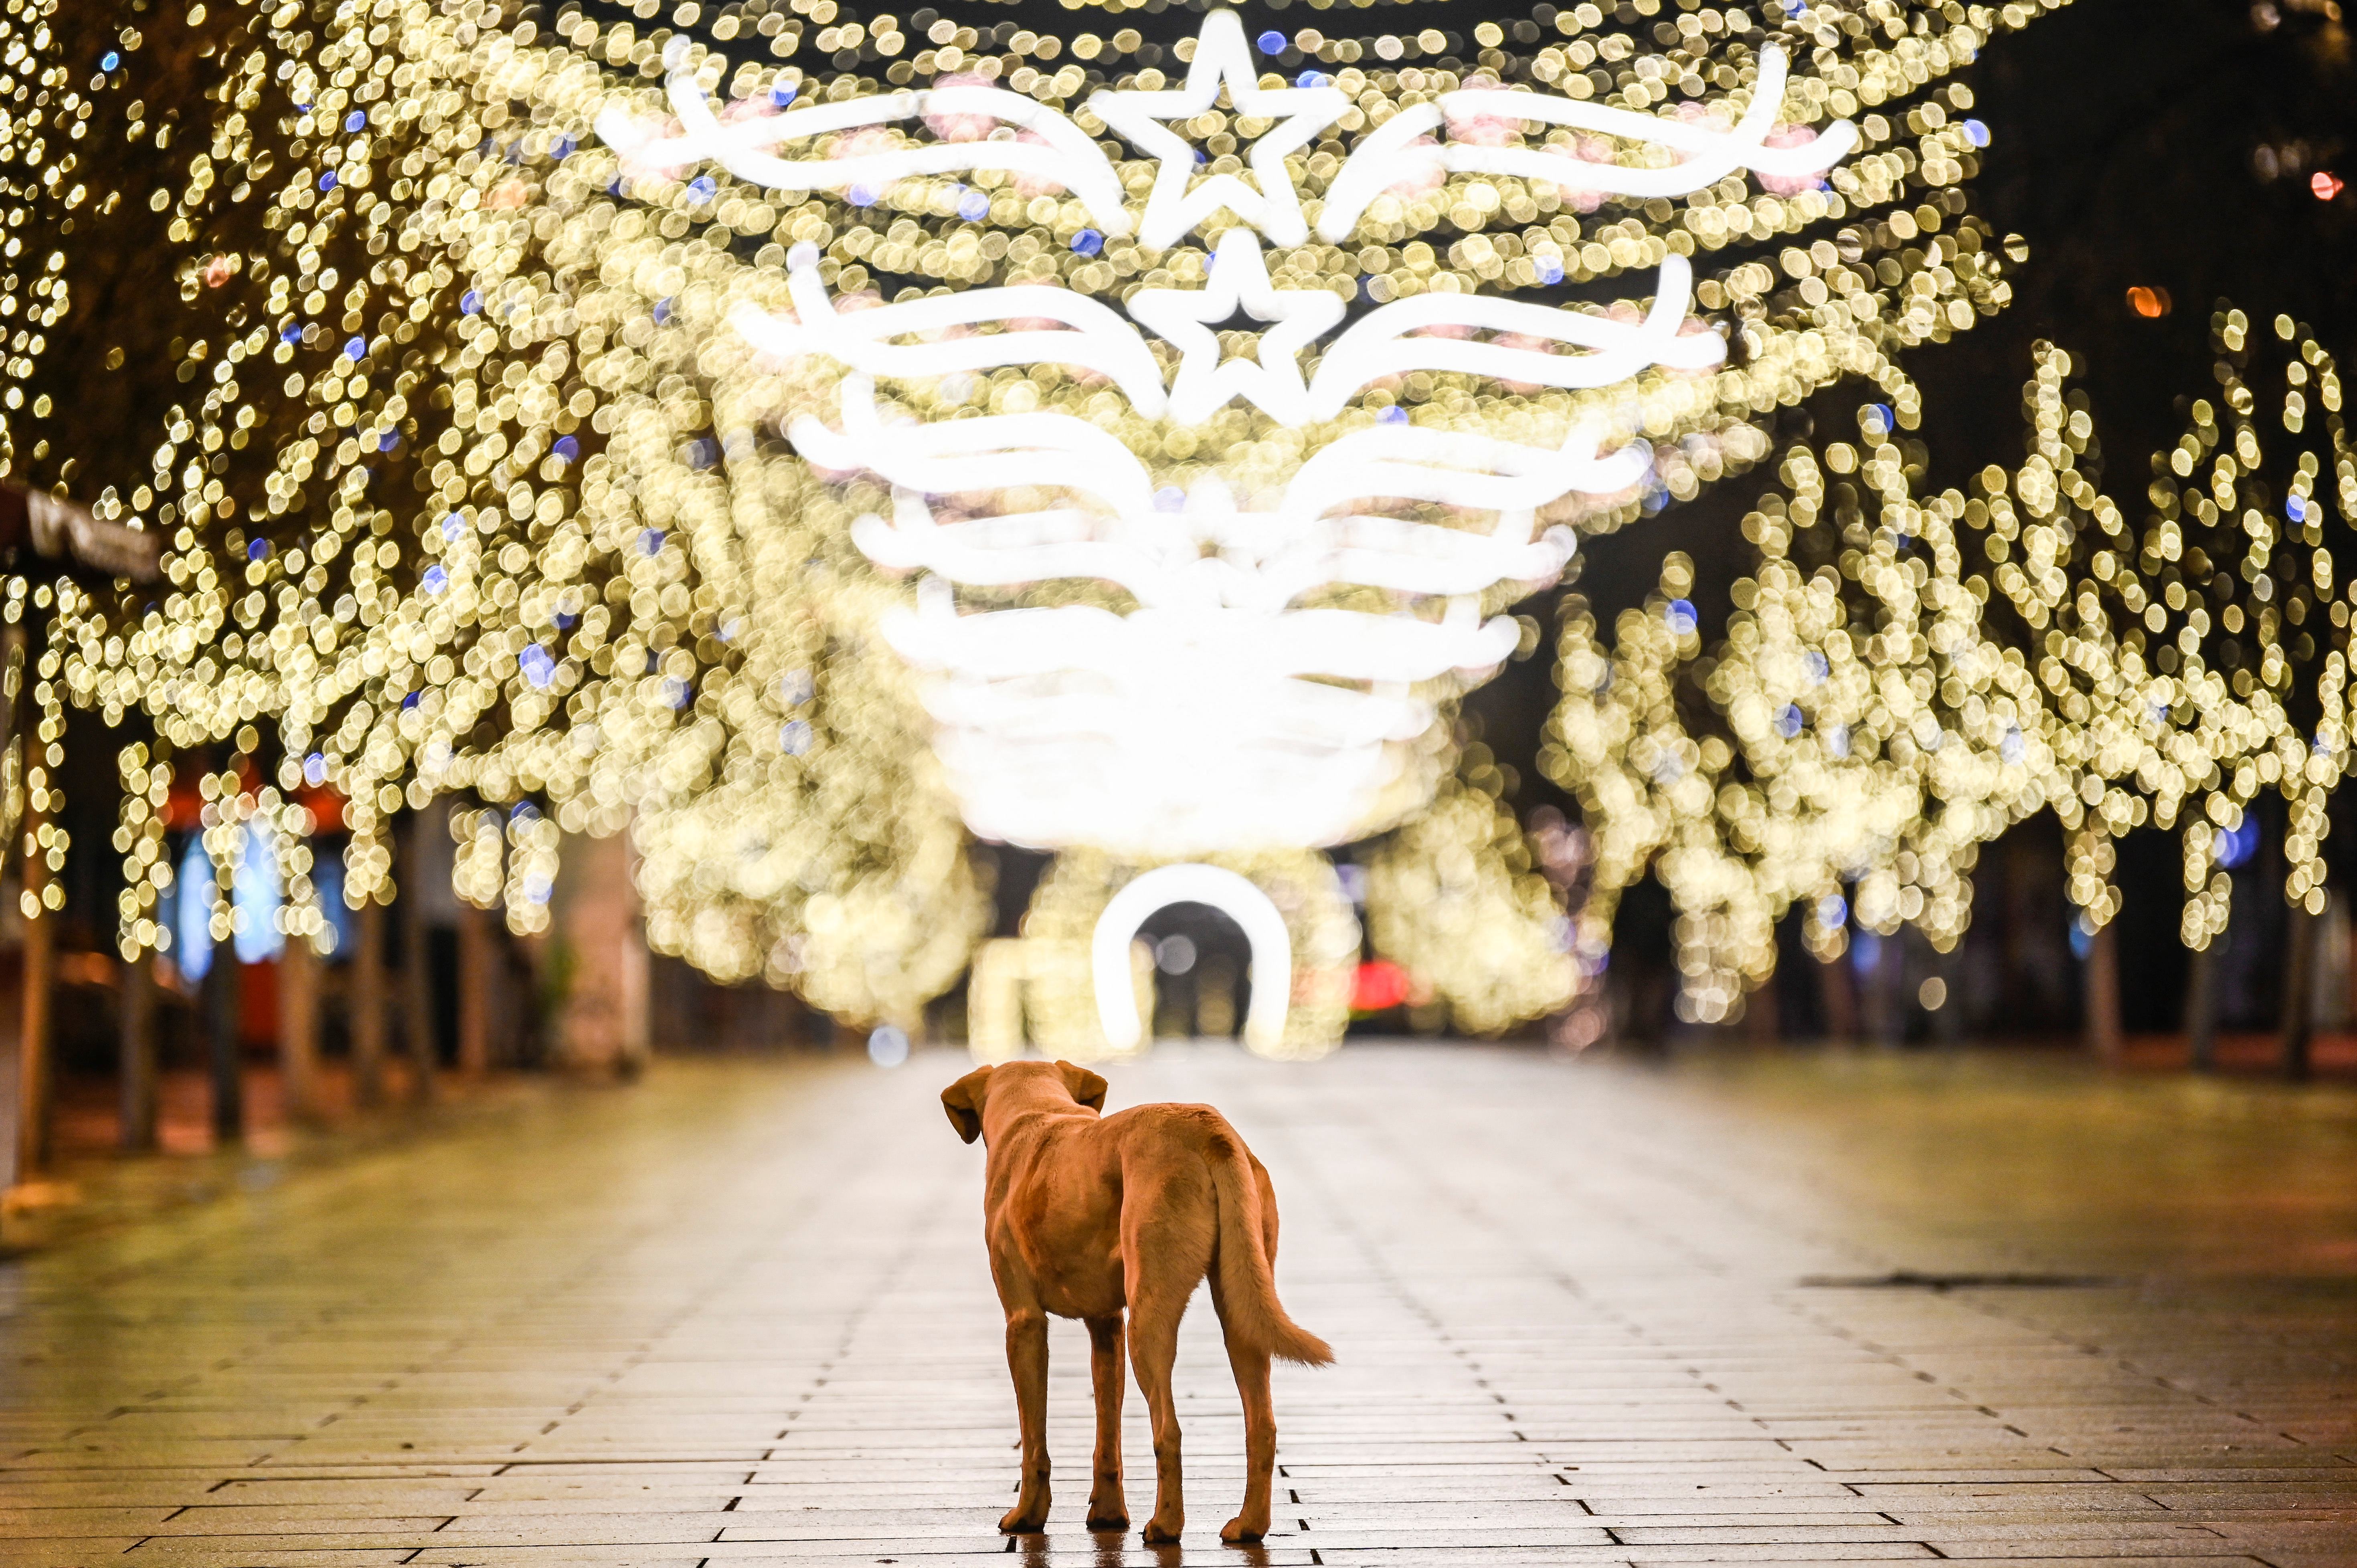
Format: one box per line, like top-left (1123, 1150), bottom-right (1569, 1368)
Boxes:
top-left (0, 0), bottom-right (2074, 1041)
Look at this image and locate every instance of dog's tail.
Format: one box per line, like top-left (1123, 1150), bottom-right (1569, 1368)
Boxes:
top-left (1205, 1133), bottom-right (1334, 1367)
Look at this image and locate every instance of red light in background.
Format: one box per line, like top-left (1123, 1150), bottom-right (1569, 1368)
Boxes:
top-left (296, 784), bottom-right (348, 831)
top-left (2315, 171), bottom-right (2346, 201)
top-left (1351, 960), bottom-right (1413, 1013)
top-left (2126, 286), bottom-right (2171, 319)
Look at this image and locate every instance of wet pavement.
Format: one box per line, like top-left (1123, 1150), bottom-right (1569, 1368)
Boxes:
top-left (3, 1041), bottom-right (2355, 1566)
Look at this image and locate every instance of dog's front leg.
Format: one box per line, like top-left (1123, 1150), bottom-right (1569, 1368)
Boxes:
top-left (998, 1308), bottom-right (1051, 1534)
top-left (1083, 1314), bottom-right (1129, 1530)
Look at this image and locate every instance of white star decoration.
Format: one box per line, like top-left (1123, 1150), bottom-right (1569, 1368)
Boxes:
top-left (1088, 8), bottom-right (1346, 251)
top-left (1126, 228), bottom-right (1345, 425)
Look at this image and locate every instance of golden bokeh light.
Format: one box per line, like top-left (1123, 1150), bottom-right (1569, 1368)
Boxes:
top-left (0, 0), bottom-right (2169, 1045)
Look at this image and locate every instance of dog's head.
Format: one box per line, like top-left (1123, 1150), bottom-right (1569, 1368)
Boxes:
top-left (940, 1059), bottom-right (1110, 1144)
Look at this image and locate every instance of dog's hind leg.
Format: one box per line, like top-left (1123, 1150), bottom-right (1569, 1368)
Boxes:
top-left (1084, 1314), bottom-right (1129, 1530)
top-left (1123, 1155), bottom-right (1215, 1545)
top-left (997, 1307), bottom-right (1051, 1534)
top-left (1125, 1287), bottom-right (1186, 1545)
top-left (1126, 1209), bottom-right (1208, 1545)
top-left (1221, 1151), bottom-right (1281, 1542)
top-left (1217, 1322), bottom-right (1276, 1544)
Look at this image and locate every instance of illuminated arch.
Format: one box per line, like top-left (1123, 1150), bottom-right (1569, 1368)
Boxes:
top-left (1093, 864), bottom-right (1292, 1054)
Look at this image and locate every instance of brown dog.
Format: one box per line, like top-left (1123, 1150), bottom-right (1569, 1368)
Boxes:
top-left (941, 1059), bottom-right (1331, 1544)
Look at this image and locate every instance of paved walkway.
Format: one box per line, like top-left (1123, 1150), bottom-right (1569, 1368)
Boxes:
top-left (3, 1044), bottom-right (2355, 1566)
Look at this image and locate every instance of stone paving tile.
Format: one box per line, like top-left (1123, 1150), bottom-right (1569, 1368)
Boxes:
top-left (5, 1043), bottom-right (2356, 1565)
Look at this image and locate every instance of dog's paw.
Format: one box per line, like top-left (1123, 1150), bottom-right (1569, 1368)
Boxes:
top-left (997, 1507), bottom-right (1048, 1535)
top-left (1085, 1507), bottom-right (1130, 1532)
top-left (1220, 1516), bottom-right (1267, 1545)
top-left (1140, 1519), bottom-right (1183, 1546)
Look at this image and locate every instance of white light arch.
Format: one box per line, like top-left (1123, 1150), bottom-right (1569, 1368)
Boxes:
top-left (1093, 864), bottom-right (1292, 1053)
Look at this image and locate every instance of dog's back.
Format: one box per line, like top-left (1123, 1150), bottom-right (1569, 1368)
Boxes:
top-left (1108, 1101), bottom-right (1333, 1368)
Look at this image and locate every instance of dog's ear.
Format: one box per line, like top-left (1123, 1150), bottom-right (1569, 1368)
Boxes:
top-left (1054, 1060), bottom-right (1109, 1113)
top-left (941, 1065), bottom-right (993, 1144)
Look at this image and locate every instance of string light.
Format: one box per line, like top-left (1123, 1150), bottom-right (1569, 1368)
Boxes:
top-left (1364, 764), bottom-right (1578, 1035)
top-left (113, 742), bottom-right (172, 961)
top-left (13, 0), bottom-right (2074, 1043)
top-left (1547, 314), bottom-right (2356, 1018)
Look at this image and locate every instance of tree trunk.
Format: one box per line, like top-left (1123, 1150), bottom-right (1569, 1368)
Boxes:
top-left (399, 814), bottom-right (439, 1101)
top-left (1873, 929), bottom-right (1906, 1045)
top-left (279, 934), bottom-right (319, 1121)
top-left (551, 830), bottom-right (651, 1076)
top-left (457, 902), bottom-right (496, 1075)
top-left (2085, 920), bottom-right (2122, 1062)
top-left (0, 622), bottom-right (26, 1188)
top-left (206, 919), bottom-right (243, 1148)
top-left (14, 796), bottom-right (51, 1178)
top-left (119, 950), bottom-right (157, 1150)
top-left (2185, 936), bottom-right (2221, 1072)
top-left (1816, 947), bottom-right (1860, 1042)
top-left (352, 897), bottom-right (386, 1107)
top-left (0, 970), bottom-right (18, 1190)
top-left (1742, 969), bottom-right (1781, 1046)
top-left (2282, 899), bottom-right (2320, 1082)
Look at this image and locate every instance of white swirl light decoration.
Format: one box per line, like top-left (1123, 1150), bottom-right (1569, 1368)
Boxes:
top-left (610, 27), bottom-right (1855, 264)
top-left (727, 222), bottom-right (1702, 860)
top-left (1315, 43), bottom-right (1859, 241)
top-left (781, 360), bottom-right (1651, 859)
top-left (733, 254), bottom-right (1172, 418)
top-left (592, 9), bottom-right (1853, 1044)
top-left (735, 233), bottom-right (1721, 432)
top-left (1305, 253), bottom-right (1726, 418)
top-left (595, 37), bottom-right (1132, 233)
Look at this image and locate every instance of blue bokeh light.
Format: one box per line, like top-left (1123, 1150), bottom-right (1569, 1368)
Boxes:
top-left (2216, 816), bottom-right (2261, 869)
